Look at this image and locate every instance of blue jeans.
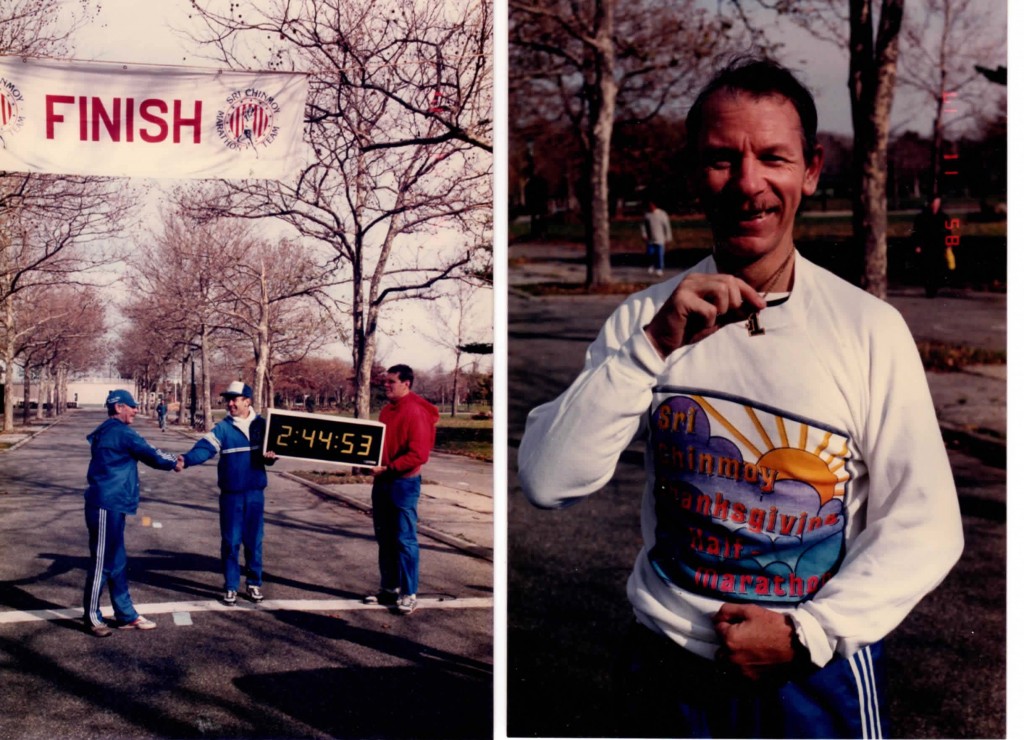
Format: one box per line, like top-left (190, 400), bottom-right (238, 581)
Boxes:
top-left (83, 505), bottom-right (139, 626)
top-left (646, 242), bottom-right (665, 270)
top-left (219, 489), bottom-right (264, 591)
top-left (371, 475), bottom-right (421, 596)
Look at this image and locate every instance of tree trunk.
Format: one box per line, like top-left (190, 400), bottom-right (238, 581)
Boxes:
top-left (37, 367), bottom-right (49, 420)
top-left (848, 0), bottom-right (903, 299)
top-left (56, 364), bottom-right (68, 415)
top-left (1, 301), bottom-right (13, 432)
top-left (450, 352), bottom-right (462, 417)
top-left (352, 254), bottom-right (372, 419)
top-left (585, 0), bottom-right (619, 288)
top-left (22, 370), bottom-right (31, 425)
top-left (200, 327), bottom-right (213, 432)
top-left (252, 258), bottom-right (270, 413)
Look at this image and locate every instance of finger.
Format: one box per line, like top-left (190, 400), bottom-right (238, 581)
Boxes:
top-left (715, 603), bottom-right (745, 623)
top-left (737, 279), bottom-right (768, 310)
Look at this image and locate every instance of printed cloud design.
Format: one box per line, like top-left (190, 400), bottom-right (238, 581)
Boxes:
top-left (648, 395), bottom-right (849, 605)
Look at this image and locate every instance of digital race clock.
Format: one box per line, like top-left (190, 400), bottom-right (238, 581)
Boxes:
top-left (263, 408), bottom-right (386, 467)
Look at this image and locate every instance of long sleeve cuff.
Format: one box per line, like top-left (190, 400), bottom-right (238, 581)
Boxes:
top-left (790, 609), bottom-right (836, 667)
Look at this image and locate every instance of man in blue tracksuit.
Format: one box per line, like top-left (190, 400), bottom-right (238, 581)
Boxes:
top-left (83, 389), bottom-right (180, 637)
top-left (179, 382), bottom-right (277, 605)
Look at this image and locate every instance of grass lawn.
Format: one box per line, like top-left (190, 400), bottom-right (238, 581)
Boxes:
top-left (256, 407), bottom-right (493, 463)
top-left (513, 210), bottom-right (1005, 252)
top-left (434, 413), bottom-right (493, 461)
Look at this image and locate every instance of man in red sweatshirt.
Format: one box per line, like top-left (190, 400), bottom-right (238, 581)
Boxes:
top-left (365, 364), bottom-right (439, 614)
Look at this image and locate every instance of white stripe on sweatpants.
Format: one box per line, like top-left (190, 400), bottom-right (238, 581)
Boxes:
top-left (851, 647), bottom-right (883, 739)
top-left (87, 510), bottom-right (107, 627)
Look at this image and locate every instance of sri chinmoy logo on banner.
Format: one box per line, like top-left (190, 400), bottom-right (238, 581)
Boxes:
top-left (0, 76), bottom-right (26, 142)
top-left (216, 88), bottom-right (283, 155)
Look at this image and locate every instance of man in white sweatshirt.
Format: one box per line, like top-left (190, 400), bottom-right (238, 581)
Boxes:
top-left (518, 58), bottom-right (963, 738)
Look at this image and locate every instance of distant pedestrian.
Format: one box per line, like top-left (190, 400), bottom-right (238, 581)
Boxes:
top-left (364, 364), bottom-right (439, 614)
top-left (642, 199), bottom-right (673, 276)
top-left (156, 398), bottom-right (167, 431)
top-left (83, 389), bottom-right (181, 637)
top-left (178, 382), bottom-right (277, 605)
top-left (912, 196), bottom-right (954, 298)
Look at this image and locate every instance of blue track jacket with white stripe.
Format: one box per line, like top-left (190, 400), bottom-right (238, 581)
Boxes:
top-left (85, 418), bottom-right (179, 514)
top-left (182, 413), bottom-right (272, 492)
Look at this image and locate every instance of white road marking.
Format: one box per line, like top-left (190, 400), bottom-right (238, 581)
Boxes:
top-left (0, 597), bottom-right (493, 625)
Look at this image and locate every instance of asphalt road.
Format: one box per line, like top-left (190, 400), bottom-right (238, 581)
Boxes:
top-left (0, 410), bottom-right (493, 739)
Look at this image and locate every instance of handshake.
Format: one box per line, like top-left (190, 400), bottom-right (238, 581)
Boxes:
top-left (171, 451), bottom-right (275, 473)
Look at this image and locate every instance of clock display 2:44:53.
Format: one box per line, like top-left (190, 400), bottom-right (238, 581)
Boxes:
top-left (263, 409), bottom-right (386, 467)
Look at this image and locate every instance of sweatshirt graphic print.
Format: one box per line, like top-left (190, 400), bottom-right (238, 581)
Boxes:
top-left (648, 391), bottom-right (850, 606)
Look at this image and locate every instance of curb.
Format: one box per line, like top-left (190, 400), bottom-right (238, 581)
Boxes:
top-left (939, 423), bottom-right (1006, 468)
top-left (274, 470), bottom-right (494, 563)
top-left (0, 412), bottom-right (74, 452)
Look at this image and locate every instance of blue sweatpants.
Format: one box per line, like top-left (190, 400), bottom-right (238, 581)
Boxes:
top-left (83, 504), bottom-right (140, 626)
top-left (614, 622), bottom-right (889, 738)
top-left (371, 475), bottom-right (421, 596)
top-left (219, 488), bottom-right (264, 591)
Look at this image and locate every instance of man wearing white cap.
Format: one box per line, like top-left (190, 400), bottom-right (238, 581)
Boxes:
top-left (178, 381), bottom-right (277, 605)
top-left (83, 389), bottom-right (181, 637)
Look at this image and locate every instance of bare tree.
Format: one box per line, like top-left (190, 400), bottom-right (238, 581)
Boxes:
top-left (899, 0), bottom-right (1006, 199)
top-left (8, 285), bottom-right (104, 425)
top-left (0, 0), bottom-right (96, 56)
top-left (427, 279), bottom-right (489, 417)
top-left (210, 232), bottom-right (336, 410)
top-left (123, 208), bottom-right (337, 421)
top-left (122, 213), bottom-right (229, 431)
top-left (0, 176), bottom-right (126, 429)
top-left (510, 0), bottom-right (735, 286)
top-left (848, 0), bottom-right (903, 298)
top-left (183, 0), bottom-right (492, 419)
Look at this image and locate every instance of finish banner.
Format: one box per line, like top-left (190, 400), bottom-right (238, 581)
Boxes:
top-left (0, 56), bottom-right (309, 180)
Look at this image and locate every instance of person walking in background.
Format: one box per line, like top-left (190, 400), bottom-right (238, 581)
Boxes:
top-left (156, 398), bottom-right (167, 431)
top-left (912, 196), bottom-right (955, 298)
top-left (364, 364), bottom-right (439, 615)
top-left (642, 198), bottom-right (673, 276)
top-left (83, 389), bottom-right (181, 637)
top-left (178, 382), bottom-right (277, 605)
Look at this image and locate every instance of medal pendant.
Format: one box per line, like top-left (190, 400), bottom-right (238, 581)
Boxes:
top-left (746, 312), bottom-right (765, 336)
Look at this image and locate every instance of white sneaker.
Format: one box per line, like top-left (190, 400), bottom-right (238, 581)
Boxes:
top-left (118, 615), bottom-right (157, 630)
top-left (396, 594), bottom-right (418, 614)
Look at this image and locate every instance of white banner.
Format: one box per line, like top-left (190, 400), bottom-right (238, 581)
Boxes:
top-left (0, 56), bottom-right (309, 181)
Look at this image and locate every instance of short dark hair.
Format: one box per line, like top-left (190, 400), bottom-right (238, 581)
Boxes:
top-left (686, 57), bottom-right (819, 164)
top-left (387, 364), bottom-right (415, 388)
